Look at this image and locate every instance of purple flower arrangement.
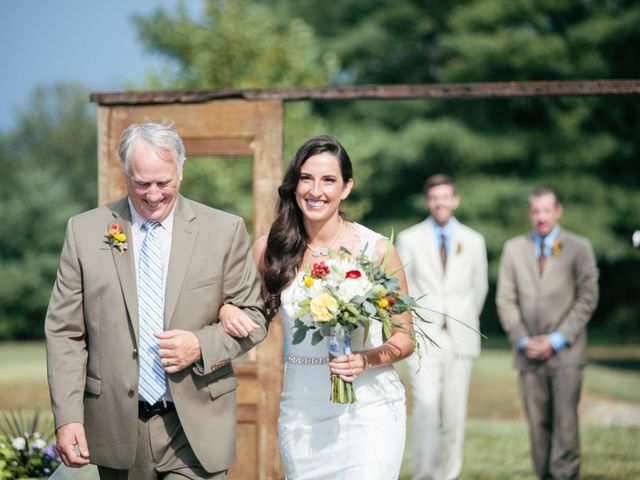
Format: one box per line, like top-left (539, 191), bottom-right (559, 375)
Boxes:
top-left (0, 410), bottom-right (60, 479)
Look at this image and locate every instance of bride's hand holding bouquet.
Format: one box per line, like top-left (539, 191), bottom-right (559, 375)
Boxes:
top-left (283, 238), bottom-right (429, 403)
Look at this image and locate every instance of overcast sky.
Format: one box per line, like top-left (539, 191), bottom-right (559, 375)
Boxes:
top-left (0, 0), bottom-right (201, 131)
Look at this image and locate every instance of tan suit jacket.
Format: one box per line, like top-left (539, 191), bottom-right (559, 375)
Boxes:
top-left (397, 218), bottom-right (488, 357)
top-left (496, 228), bottom-right (599, 370)
top-left (45, 195), bottom-right (268, 472)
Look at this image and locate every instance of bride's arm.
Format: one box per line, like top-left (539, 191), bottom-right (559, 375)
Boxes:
top-left (219, 235), bottom-right (268, 338)
top-left (329, 238), bottom-right (415, 381)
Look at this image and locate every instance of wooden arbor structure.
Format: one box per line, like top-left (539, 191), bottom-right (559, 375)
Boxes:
top-left (91, 79), bottom-right (640, 479)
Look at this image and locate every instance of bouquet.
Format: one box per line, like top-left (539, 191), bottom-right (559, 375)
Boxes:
top-left (288, 242), bottom-right (427, 404)
top-left (0, 411), bottom-right (60, 480)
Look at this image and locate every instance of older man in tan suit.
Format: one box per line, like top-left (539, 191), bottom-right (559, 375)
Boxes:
top-left (45, 122), bottom-right (268, 479)
top-left (496, 186), bottom-right (598, 480)
top-left (397, 174), bottom-right (488, 480)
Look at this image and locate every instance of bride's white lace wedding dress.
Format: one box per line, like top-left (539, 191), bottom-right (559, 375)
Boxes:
top-left (278, 223), bottom-right (406, 480)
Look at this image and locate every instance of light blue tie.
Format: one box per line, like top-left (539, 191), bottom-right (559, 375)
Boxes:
top-left (138, 221), bottom-right (166, 404)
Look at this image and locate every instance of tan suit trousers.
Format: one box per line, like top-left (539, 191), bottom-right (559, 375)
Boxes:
top-left (97, 410), bottom-right (227, 480)
top-left (518, 364), bottom-right (582, 480)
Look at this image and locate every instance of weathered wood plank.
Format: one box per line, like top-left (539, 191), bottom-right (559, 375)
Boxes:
top-left (91, 79), bottom-right (640, 105)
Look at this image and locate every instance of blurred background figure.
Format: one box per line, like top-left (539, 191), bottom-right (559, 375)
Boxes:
top-left (397, 174), bottom-right (488, 480)
top-left (496, 186), bottom-right (599, 480)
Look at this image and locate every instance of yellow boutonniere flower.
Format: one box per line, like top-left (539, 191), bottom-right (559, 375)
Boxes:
top-left (104, 223), bottom-right (128, 255)
top-left (552, 240), bottom-right (561, 256)
top-left (455, 242), bottom-right (463, 254)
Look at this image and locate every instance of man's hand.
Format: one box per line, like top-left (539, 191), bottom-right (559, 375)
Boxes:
top-left (156, 330), bottom-right (202, 373)
top-left (56, 422), bottom-right (90, 468)
top-left (219, 303), bottom-right (261, 338)
top-left (523, 335), bottom-right (554, 360)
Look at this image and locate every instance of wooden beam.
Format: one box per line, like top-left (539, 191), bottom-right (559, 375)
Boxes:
top-left (91, 80), bottom-right (640, 105)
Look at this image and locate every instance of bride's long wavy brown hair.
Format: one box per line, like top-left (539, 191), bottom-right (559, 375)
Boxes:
top-left (263, 135), bottom-right (353, 317)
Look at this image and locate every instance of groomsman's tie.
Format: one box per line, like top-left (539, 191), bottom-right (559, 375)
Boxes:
top-left (138, 220), bottom-right (166, 404)
top-left (538, 240), bottom-right (546, 276)
top-left (439, 233), bottom-right (448, 271)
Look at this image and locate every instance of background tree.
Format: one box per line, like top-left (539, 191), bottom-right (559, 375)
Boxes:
top-left (274, 0), bottom-right (640, 337)
top-left (131, 0), bottom-right (340, 220)
top-left (0, 83), bottom-right (94, 338)
top-left (2, 0), bottom-right (639, 339)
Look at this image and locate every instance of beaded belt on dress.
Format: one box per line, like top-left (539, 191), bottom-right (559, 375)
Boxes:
top-left (286, 355), bottom-right (329, 365)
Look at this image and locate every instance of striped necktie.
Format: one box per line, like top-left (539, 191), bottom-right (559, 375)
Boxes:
top-left (439, 233), bottom-right (448, 271)
top-left (137, 220), bottom-right (166, 404)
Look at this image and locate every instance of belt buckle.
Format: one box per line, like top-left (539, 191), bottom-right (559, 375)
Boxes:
top-left (139, 400), bottom-right (171, 419)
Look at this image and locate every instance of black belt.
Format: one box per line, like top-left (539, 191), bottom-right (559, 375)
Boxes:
top-left (138, 400), bottom-right (175, 419)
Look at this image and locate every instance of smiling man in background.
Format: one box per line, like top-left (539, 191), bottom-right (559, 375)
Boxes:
top-left (397, 174), bottom-right (488, 480)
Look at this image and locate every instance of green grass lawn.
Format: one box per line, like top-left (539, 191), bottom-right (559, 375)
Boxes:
top-left (398, 346), bottom-right (640, 480)
top-left (0, 341), bottom-right (50, 412)
top-left (2, 342), bottom-right (639, 479)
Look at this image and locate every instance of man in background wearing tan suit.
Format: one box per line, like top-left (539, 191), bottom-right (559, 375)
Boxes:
top-left (45, 122), bottom-right (268, 479)
top-left (496, 186), bottom-right (598, 480)
top-left (397, 174), bottom-right (488, 480)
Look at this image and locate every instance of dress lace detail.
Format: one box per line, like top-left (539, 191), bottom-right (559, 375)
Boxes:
top-left (278, 223), bottom-right (406, 480)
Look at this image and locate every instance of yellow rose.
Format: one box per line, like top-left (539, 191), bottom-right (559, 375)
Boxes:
top-left (115, 233), bottom-right (127, 243)
top-left (310, 293), bottom-right (338, 323)
top-left (304, 276), bottom-right (314, 287)
top-left (377, 298), bottom-right (389, 309)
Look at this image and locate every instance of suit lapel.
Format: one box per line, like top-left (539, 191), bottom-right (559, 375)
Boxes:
top-left (165, 196), bottom-right (198, 327)
top-left (109, 198), bottom-right (139, 340)
top-left (445, 227), bottom-right (464, 285)
top-left (542, 228), bottom-right (564, 279)
top-left (423, 221), bottom-right (445, 280)
top-left (523, 234), bottom-right (542, 285)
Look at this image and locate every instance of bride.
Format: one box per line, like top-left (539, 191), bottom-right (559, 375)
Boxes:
top-left (220, 135), bottom-right (414, 479)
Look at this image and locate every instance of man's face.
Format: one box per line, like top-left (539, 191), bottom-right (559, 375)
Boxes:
top-left (528, 193), bottom-right (563, 237)
top-left (124, 138), bottom-right (182, 222)
top-left (426, 184), bottom-right (459, 226)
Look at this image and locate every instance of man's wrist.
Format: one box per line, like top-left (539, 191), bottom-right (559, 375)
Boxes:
top-left (517, 336), bottom-right (531, 351)
top-left (548, 331), bottom-right (568, 352)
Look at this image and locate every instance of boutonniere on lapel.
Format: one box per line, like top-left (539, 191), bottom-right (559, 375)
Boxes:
top-left (104, 223), bottom-right (128, 255)
top-left (455, 241), bottom-right (463, 255)
top-left (551, 239), bottom-right (561, 256)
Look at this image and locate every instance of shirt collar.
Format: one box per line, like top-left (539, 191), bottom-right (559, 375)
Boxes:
top-left (128, 199), bottom-right (176, 235)
top-left (428, 216), bottom-right (457, 238)
top-left (532, 224), bottom-right (560, 256)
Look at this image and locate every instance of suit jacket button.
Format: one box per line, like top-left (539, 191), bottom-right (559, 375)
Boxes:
top-left (128, 386), bottom-right (136, 397)
top-left (132, 348), bottom-right (138, 359)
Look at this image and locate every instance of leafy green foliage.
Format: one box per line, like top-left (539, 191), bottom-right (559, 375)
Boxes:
top-left (0, 84), bottom-right (91, 339)
top-left (280, 0), bottom-right (640, 336)
top-left (1, 0), bottom-right (639, 340)
top-left (132, 0), bottom-right (336, 90)
top-left (180, 156), bottom-right (254, 227)
top-left (0, 167), bottom-right (82, 339)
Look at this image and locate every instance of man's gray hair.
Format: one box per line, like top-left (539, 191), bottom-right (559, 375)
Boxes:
top-left (118, 122), bottom-right (186, 175)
